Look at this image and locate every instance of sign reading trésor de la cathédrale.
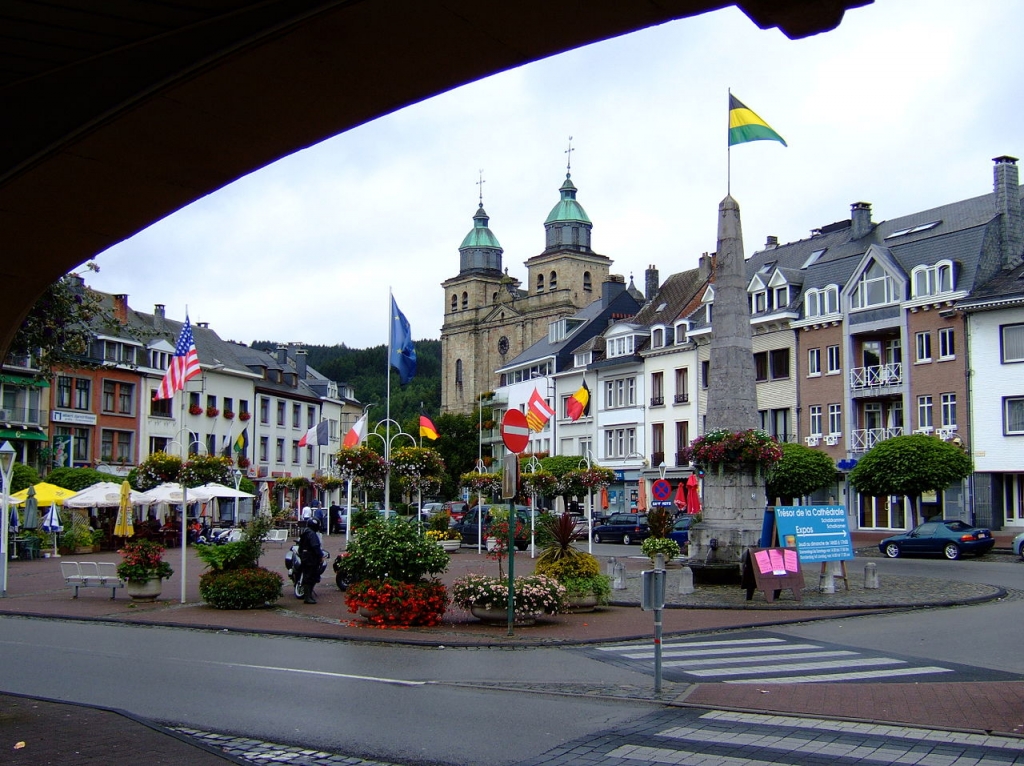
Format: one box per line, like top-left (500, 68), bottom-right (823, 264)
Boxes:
top-left (774, 505), bottom-right (853, 564)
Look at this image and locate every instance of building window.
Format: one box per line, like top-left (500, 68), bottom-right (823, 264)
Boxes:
top-left (604, 427), bottom-right (636, 458)
top-left (674, 368), bottom-right (689, 402)
top-left (607, 335), bottom-right (635, 358)
top-left (451, 294), bottom-right (457, 312)
top-left (808, 348), bottom-right (821, 376)
top-left (754, 352), bottom-right (768, 381)
top-left (240, 399), bottom-right (249, 418)
top-left (189, 391), bottom-right (200, 410)
top-left (604, 377), bottom-right (636, 409)
top-left (675, 421), bottom-right (690, 458)
top-left (918, 395), bottom-right (934, 429)
top-left (306, 445), bottom-right (314, 465)
top-left (650, 372), bottom-right (664, 406)
top-left (56, 376), bottom-right (72, 408)
top-left (915, 332), bottom-right (932, 362)
top-left (769, 349), bottom-right (790, 379)
top-left (307, 406), bottom-right (316, 429)
top-left (652, 328), bottom-right (664, 348)
top-left (752, 290), bottom-right (767, 313)
top-left (102, 381), bottom-right (135, 415)
top-left (701, 360), bottom-right (710, 389)
top-left (1001, 325), bottom-right (1024, 363)
top-left (260, 437), bottom-right (269, 461)
top-left (651, 423), bottom-right (665, 461)
top-left (911, 260), bottom-right (955, 297)
top-left (938, 328), bottom-right (955, 359)
top-left (536, 274), bottom-right (544, 292)
top-left (73, 379), bottom-right (90, 410)
top-left (828, 404), bottom-right (842, 435)
top-left (260, 397), bottom-right (270, 424)
top-left (275, 438), bottom-right (285, 462)
top-left (827, 345), bottom-right (841, 374)
top-left (583, 271), bottom-right (592, 292)
top-left (804, 285), bottom-right (840, 317)
top-left (276, 401), bottom-right (286, 426)
top-left (292, 403), bottom-right (301, 428)
top-left (774, 285), bottom-right (789, 309)
top-left (1005, 397), bottom-right (1024, 434)
top-left (549, 271), bottom-right (557, 290)
top-left (851, 259), bottom-right (898, 309)
top-left (809, 405), bottom-right (823, 436)
top-left (461, 292), bottom-right (468, 310)
top-left (150, 393), bottom-right (172, 418)
top-left (206, 394), bottom-right (217, 410)
top-left (941, 393), bottom-right (957, 427)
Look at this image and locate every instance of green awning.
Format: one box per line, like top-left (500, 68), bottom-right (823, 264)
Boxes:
top-left (0, 429), bottom-right (47, 441)
top-left (0, 374), bottom-right (49, 387)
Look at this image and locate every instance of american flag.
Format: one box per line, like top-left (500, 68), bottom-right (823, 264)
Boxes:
top-left (154, 315), bottom-right (201, 400)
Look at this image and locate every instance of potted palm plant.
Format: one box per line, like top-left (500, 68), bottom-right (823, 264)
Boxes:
top-left (533, 512), bottom-right (610, 612)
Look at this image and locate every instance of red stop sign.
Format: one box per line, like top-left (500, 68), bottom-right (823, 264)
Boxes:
top-left (500, 410), bottom-right (530, 453)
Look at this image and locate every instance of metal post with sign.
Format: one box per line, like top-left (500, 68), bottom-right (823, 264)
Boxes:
top-left (500, 410), bottom-right (529, 636)
top-left (641, 554), bottom-right (667, 693)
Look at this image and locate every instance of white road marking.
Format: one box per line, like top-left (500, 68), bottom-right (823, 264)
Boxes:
top-left (726, 665), bottom-right (953, 683)
top-left (224, 662), bottom-right (426, 686)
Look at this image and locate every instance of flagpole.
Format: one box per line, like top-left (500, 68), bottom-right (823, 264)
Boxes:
top-left (179, 391), bottom-right (188, 604)
top-left (385, 288), bottom-right (393, 518)
top-left (727, 88), bottom-right (732, 197)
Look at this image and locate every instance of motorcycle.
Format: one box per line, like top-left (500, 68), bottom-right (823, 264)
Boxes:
top-left (284, 543), bottom-right (330, 599)
top-left (332, 553), bottom-right (350, 592)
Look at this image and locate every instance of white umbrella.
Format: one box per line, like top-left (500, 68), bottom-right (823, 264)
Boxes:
top-left (64, 481), bottom-right (146, 508)
top-left (22, 485), bottom-right (39, 530)
top-left (136, 483), bottom-right (187, 505)
top-left (42, 503), bottom-right (62, 558)
top-left (258, 482), bottom-right (271, 518)
top-left (191, 482), bottom-right (254, 499)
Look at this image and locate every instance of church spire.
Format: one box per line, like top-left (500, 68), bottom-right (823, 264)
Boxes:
top-left (458, 170), bottom-right (502, 274)
top-left (544, 139), bottom-right (593, 253)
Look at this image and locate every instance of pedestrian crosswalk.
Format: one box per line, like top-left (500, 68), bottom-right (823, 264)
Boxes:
top-left (587, 633), bottom-right (957, 684)
top-left (530, 707), bottom-right (1024, 766)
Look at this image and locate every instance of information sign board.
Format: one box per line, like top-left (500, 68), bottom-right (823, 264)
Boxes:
top-left (740, 547), bottom-right (805, 603)
top-left (773, 505), bottom-right (853, 564)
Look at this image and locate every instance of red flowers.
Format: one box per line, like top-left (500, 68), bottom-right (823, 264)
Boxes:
top-left (344, 579), bottom-right (449, 627)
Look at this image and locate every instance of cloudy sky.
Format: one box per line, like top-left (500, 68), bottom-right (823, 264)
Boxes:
top-left (86, 0), bottom-right (1022, 349)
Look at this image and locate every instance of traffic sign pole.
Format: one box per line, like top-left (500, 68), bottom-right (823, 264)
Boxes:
top-left (499, 411), bottom-right (530, 636)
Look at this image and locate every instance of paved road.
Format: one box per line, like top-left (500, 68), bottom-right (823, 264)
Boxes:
top-left (520, 706), bottom-right (1024, 766)
top-left (576, 630), bottom-right (1022, 685)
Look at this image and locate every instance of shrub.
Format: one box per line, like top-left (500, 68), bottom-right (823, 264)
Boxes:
top-left (641, 536), bottom-right (681, 563)
top-left (535, 512), bottom-right (581, 568)
top-left (561, 574), bottom-right (612, 604)
top-left (335, 517), bottom-right (449, 584)
top-left (116, 539), bottom-right (174, 583)
top-left (646, 507), bottom-right (672, 539)
top-left (344, 578), bottom-right (449, 626)
top-left (199, 567), bottom-right (283, 609)
top-left (534, 552), bottom-right (600, 581)
top-left (451, 574), bottom-right (567, 617)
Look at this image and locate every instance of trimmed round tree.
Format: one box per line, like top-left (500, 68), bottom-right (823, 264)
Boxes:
top-left (849, 434), bottom-right (972, 527)
top-left (766, 442), bottom-right (838, 505)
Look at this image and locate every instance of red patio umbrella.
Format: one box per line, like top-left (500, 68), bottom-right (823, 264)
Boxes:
top-left (686, 474), bottom-right (702, 515)
top-left (636, 479), bottom-right (648, 512)
top-left (600, 486), bottom-right (609, 510)
top-left (673, 481), bottom-right (687, 513)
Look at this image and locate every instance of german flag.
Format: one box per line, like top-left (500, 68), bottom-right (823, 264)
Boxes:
top-left (728, 94), bottom-right (787, 147)
top-left (566, 381), bottom-right (590, 422)
top-left (419, 414), bottom-right (439, 441)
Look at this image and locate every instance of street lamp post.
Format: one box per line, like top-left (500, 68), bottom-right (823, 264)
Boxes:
top-left (365, 418), bottom-right (415, 519)
top-left (580, 449), bottom-right (596, 555)
top-left (0, 441), bottom-right (16, 597)
top-left (523, 455), bottom-right (541, 558)
top-left (233, 469), bottom-right (242, 526)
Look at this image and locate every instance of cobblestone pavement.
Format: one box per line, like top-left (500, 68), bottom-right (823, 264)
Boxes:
top-left (517, 706), bottom-right (1024, 766)
top-left (175, 729), bottom-right (402, 766)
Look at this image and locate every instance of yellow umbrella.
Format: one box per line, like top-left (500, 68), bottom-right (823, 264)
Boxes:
top-left (114, 480), bottom-right (134, 538)
top-left (11, 482), bottom-right (78, 506)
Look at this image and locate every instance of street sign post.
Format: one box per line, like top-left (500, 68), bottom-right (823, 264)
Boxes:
top-left (651, 479), bottom-right (672, 503)
top-left (499, 409), bottom-right (530, 637)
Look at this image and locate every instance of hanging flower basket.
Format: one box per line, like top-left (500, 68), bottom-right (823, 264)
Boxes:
top-left (239, 411), bottom-right (251, 421)
top-left (206, 406), bottom-right (219, 418)
top-left (188, 404), bottom-right (203, 416)
top-left (223, 410), bottom-right (235, 420)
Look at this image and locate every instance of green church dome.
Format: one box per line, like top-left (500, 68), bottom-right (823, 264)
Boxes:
top-left (460, 204), bottom-right (502, 250)
top-left (544, 174), bottom-right (591, 225)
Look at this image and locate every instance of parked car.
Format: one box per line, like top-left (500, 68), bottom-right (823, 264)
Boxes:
top-left (1014, 530), bottom-right (1024, 560)
top-left (421, 502), bottom-right (445, 517)
top-left (443, 500), bottom-right (469, 522)
top-left (591, 513), bottom-right (650, 545)
top-left (668, 516), bottom-right (693, 546)
top-left (456, 505), bottom-right (531, 550)
top-left (879, 519), bottom-right (995, 560)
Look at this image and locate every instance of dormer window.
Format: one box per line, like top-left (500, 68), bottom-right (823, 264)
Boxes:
top-left (548, 317), bottom-right (585, 343)
top-left (574, 351), bottom-right (592, 368)
top-left (851, 259), bottom-right (898, 310)
top-left (804, 285), bottom-right (840, 317)
top-left (607, 335), bottom-right (635, 358)
top-left (752, 290), bottom-right (768, 313)
top-left (911, 260), bottom-right (955, 298)
top-left (651, 328), bottom-right (665, 348)
top-left (674, 320), bottom-right (689, 345)
top-left (773, 285), bottom-right (789, 308)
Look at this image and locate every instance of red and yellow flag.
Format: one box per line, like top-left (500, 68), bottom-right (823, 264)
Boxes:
top-left (419, 414), bottom-right (439, 441)
top-left (526, 387), bottom-right (555, 432)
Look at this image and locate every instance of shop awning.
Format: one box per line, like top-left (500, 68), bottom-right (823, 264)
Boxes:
top-left (0, 428), bottom-right (47, 441)
top-left (0, 374), bottom-right (49, 387)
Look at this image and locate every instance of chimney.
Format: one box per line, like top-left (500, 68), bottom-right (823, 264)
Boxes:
top-left (850, 202), bottom-right (873, 239)
top-left (113, 294), bottom-right (129, 324)
top-left (602, 274), bottom-right (626, 307)
top-left (196, 321), bottom-right (209, 329)
top-left (275, 345), bottom-right (289, 364)
top-left (644, 265), bottom-right (659, 301)
top-left (764, 236), bottom-right (778, 250)
top-left (295, 349), bottom-right (308, 379)
top-left (994, 155), bottom-right (1023, 267)
top-left (153, 304), bottom-right (165, 332)
top-left (698, 252), bottom-right (716, 282)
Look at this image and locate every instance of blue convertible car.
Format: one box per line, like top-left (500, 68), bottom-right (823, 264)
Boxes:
top-left (879, 519), bottom-right (994, 560)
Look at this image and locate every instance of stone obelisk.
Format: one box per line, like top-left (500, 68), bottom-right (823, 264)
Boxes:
top-left (688, 195), bottom-right (766, 570)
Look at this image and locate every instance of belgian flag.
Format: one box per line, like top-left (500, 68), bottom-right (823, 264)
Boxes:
top-left (566, 381), bottom-right (590, 422)
top-left (419, 414), bottom-right (439, 441)
top-left (728, 94), bottom-right (787, 147)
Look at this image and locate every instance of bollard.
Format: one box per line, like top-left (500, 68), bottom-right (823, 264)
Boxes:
top-left (606, 557), bottom-right (618, 577)
top-left (612, 562), bottom-right (626, 590)
top-left (679, 565), bottom-right (695, 595)
top-left (864, 561), bottom-right (879, 589)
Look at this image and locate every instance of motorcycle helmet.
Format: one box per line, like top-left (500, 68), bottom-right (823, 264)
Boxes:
top-left (306, 518), bottom-right (321, 533)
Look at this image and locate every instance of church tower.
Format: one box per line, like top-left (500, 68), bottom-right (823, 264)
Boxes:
top-left (441, 162), bottom-right (614, 415)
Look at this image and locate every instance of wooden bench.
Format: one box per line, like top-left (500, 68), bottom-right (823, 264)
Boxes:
top-left (61, 561), bottom-right (124, 599)
top-left (265, 529), bottom-right (289, 547)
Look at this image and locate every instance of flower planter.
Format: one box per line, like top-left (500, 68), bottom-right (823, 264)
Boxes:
top-left (125, 578), bottom-right (163, 602)
top-left (470, 605), bottom-right (540, 627)
top-left (485, 536), bottom-right (498, 552)
top-left (565, 592), bottom-right (599, 613)
top-left (440, 539), bottom-right (461, 553)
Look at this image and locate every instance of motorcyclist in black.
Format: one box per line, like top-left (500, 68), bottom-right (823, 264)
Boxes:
top-left (297, 517), bottom-right (323, 604)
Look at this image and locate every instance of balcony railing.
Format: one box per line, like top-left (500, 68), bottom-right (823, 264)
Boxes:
top-left (0, 404), bottom-right (43, 426)
top-left (650, 396), bottom-right (664, 407)
top-left (850, 363), bottom-right (903, 395)
top-left (650, 451), bottom-right (665, 466)
top-left (851, 426), bottom-right (904, 452)
top-left (674, 393), bottom-right (689, 404)
top-left (675, 451), bottom-right (689, 466)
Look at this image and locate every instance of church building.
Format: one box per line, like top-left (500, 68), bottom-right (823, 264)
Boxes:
top-left (440, 170), bottom-right (625, 414)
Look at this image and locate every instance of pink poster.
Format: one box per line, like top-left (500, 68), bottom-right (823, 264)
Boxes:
top-left (754, 550), bottom-right (772, 574)
top-left (783, 549), bottom-right (799, 572)
top-left (768, 549), bottom-right (785, 574)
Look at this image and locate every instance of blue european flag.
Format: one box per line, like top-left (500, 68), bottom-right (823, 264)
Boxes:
top-left (390, 295), bottom-right (417, 384)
